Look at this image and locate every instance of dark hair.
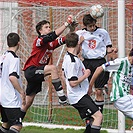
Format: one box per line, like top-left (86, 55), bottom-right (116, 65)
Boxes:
top-left (7, 33), bottom-right (20, 47)
top-left (65, 32), bottom-right (79, 48)
top-left (83, 14), bottom-right (97, 26)
top-left (129, 48), bottom-right (133, 56)
top-left (36, 20), bottom-right (50, 35)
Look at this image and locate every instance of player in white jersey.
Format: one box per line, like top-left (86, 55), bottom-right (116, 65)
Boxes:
top-left (0, 33), bottom-right (26, 133)
top-left (89, 48), bottom-right (133, 120)
top-left (62, 32), bottom-right (102, 133)
top-left (130, 65), bottom-right (133, 95)
top-left (76, 14), bottom-right (117, 113)
top-left (0, 56), bottom-right (3, 105)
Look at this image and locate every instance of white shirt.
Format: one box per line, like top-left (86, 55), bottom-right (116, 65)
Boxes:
top-left (131, 65), bottom-right (133, 86)
top-left (62, 52), bottom-right (89, 104)
top-left (102, 57), bottom-right (132, 102)
top-left (0, 77), bottom-right (1, 105)
top-left (0, 54), bottom-right (6, 105)
top-left (0, 56), bottom-right (3, 105)
top-left (1, 51), bottom-right (22, 108)
top-left (76, 28), bottom-right (112, 59)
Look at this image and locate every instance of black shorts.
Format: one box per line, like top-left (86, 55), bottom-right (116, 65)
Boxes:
top-left (24, 66), bottom-right (45, 95)
top-left (83, 58), bottom-right (109, 88)
top-left (72, 94), bottom-right (99, 119)
top-left (1, 106), bottom-right (22, 126)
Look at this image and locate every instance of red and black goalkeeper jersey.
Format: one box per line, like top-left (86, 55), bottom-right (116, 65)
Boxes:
top-left (23, 31), bottom-right (65, 70)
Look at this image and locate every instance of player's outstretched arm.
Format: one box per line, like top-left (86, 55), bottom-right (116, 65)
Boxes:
top-left (78, 36), bottom-right (84, 45)
top-left (69, 69), bottom-right (90, 87)
top-left (107, 47), bottom-right (118, 61)
top-left (55, 15), bottom-right (75, 36)
top-left (107, 47), bottom-right (118, 54)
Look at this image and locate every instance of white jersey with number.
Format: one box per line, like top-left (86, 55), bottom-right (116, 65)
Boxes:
top-left (102, 57), bottom-right (132, 102)
top-left (62, 52), bottom-right (89, 104)
top-left (1, 51), bottom-right (22, 108)
top-left (76, 28), bottom-right (112, 59)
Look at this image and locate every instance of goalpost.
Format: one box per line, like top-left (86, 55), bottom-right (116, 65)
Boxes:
top-left (118, 0), bottom-right (125, 133)
top-left (0, 0), bottom-right (132, 132)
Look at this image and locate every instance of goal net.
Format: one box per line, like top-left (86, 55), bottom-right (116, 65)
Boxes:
top-left (0, 0), bottom-right (132, 131)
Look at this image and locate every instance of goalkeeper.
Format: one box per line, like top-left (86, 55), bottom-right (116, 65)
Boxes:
top-left (21, 15), bottom-right (76, 120)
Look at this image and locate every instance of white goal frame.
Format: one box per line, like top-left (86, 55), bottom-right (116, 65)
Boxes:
top-left (118, 0), bottom-right (126, 132)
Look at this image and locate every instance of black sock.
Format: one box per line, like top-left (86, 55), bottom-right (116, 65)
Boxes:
top-left (84, 124), bottom-right (91, 133)
top-left (0, 126), bottom-right (9, 133)
top-left (91, 125), bottom-right (101, 133)
top-left (95, 100), bottom-right (104, 113)
top-left (84, 117), bottom-right (94, 133)
top-left (52, 79), bottom-right (67, 102)
top-left (20, 109), bottom-right (26, 120)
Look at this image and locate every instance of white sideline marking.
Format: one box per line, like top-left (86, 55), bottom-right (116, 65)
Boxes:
top-left (23, 122), bottom-right (132, 133)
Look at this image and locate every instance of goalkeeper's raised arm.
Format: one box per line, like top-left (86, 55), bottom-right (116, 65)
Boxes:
top-left (55, 14), bottom-right (77, 35)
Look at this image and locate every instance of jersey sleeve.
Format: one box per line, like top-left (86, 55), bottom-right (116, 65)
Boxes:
top-left (102, 59), bottom-right (121, 73)
top-left (35, 32), bottom-right (65, 50)
top-left (9, 58), bottom-right (20, 79)
top-left (67, 62), bottom-right (79, 81)
top-left (63, 56), bottom-right (79, 81)
top-left (42, 31), bottom-right (58, 43)
top-left (48, 36), bottom-right (66, 50)
top-left (35, 31), bottom-right (58, 47)
top-left (0, 56), bottom-right (3, 77)
top-left (76, 30), bottom-right (85, 38)
top-left (75, 30), bottom-right (81, 36)
top-left (104, 30), bottom-right (112, 47)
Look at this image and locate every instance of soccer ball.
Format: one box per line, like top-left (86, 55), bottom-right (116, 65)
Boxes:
top-left (90, 4), bottom-right (104, 19)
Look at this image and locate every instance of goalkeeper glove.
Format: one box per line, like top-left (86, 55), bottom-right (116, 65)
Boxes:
top-left (68, 21), bottom-right (78, 32)
top-left (64, 15), bottom-right (75, 27)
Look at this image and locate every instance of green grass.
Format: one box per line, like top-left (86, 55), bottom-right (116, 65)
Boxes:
top-left (21, 126), bottom-right (108, 133)
top-left (24, 106), bottom-right (132, 130)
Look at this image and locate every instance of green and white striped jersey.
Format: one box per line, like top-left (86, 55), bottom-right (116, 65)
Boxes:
top-left (102, 57), bottom-right (132, 102)
top-left (131, 65), bottom-right (133, 85)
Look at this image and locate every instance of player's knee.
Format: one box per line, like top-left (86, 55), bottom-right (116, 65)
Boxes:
top-left (93, 111), bottom-right (103, 123)
top-left (50, 65), bottom-right (58, 72)
top-left (95, 111), bottom-right (103, 122)
top-left (50, 65), bottom-right (56, 69)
